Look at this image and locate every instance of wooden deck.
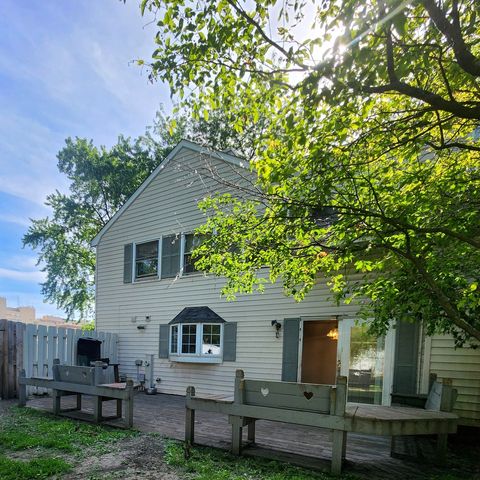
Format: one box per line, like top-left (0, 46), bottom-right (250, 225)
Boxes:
top-left (24, 392), bottom-right (458, 479)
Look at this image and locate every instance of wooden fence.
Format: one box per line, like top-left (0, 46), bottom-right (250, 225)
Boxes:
top-left (0, 319), bottom-right (118, 399)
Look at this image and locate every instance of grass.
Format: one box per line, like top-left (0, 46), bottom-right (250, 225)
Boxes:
top-left (0, 406), bottom-right (139, 479)
top-left (0, 406), bottom-right (136, 454)
top-left (0, 455), bottom-right (71, 480)
top-left (164, 440), bottom-right (357, 480)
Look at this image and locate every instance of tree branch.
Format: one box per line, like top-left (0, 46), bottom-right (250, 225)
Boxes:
top-left (421, 0), bottom-right (480, 77)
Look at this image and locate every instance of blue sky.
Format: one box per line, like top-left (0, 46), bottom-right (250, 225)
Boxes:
top-left (0, 0), bottom-right (171, 317)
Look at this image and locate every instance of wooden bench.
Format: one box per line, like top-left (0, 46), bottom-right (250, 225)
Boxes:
top-left (18, 359), bottom-right (135, 428)
top-left (390, 377), bottom-right (458, 461)
top-left (185, 369), bottom-right (349, 475)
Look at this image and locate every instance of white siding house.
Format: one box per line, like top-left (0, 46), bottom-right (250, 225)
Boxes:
top-left (92, 140), bottom-right (480, 427)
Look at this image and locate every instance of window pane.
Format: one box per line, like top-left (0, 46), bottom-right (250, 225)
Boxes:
top-left (135, 241), bottom-right (158, 278)
top-left (170, 326), bottom-right (178, 354)
top-left (202, 324), bottom-right (221, 355)
top-left (162, 235), bottom-right (180, 278)
top-left (348, 324), bottom-right (385, 405)
top-left (181, 325), bottom-right (197, 354)
top-left (184, 234), bottom-right (205, 275)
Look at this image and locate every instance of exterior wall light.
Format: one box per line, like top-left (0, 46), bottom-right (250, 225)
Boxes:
top-left (271, 320), bottom-right (282, 338)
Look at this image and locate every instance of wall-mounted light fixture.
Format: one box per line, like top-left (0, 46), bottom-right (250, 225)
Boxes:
top-left (137, 324), bottom-right (146, 330)
top-left (271, 320), bottom-right (282, 338)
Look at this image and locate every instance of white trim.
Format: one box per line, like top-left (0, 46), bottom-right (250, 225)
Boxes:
top-left (383, 325), bottom-right (396, 406)
top-left (91, 139), bottom-right (248, 247)
top-left (169, 355), bottom-right (223, 364)
top-left (168, 323), bottom-right (224, 362)
top-left (179, 233), bottom-right (186, 277)
top-left (420, 333), bottom-right (432, 394)
top-left (297, 320), bottom-right (303, 382)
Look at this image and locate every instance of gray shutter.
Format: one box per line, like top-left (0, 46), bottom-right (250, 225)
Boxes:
top-left (282, 318), bottom-right (300, 382)
top-left (393, 320), bottom-right (420, 394)
top-left (123, 244), bottom-right (133, 283)
top-left (159, 324), bottom-right (170, 359)
top-left (223, 322), bottom-right (237, 362)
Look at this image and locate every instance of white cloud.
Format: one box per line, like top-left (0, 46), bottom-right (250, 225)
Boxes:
top-left (0, 213), bottom-right (31, 227)
top-left (0, 267), bottom-right (45, 283)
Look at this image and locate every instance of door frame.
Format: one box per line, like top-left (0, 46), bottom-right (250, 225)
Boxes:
top-left (297, 316), bottom-right (341, 385)
top-left (338, 318), bottom-right (396, 406)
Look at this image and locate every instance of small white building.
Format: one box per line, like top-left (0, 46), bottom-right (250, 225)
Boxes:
top-left (91, 140), bottom-right (480, 427)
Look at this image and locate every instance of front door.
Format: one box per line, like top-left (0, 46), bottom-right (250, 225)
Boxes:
top-left (301, 320), bottom-right (339, 384)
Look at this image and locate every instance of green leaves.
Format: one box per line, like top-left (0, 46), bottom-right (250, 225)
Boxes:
top-left (141, 0), bottom-right (480, 343)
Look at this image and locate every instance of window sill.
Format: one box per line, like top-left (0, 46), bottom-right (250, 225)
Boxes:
top-left (133, 275), bottom-right (159, 283)
top-left (169, 355), bottom-right (222, 364)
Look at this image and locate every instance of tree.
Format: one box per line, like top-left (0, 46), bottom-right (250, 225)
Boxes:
top-left (141, 0), bottom-right (480, 344)
top-left (23, 129), bottom-right (174, 320)
top-left (24, 109), bottom-right (260, 319)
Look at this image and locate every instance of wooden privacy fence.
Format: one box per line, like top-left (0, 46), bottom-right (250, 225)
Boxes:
top-left (0, 319), bottom-right (118, 400)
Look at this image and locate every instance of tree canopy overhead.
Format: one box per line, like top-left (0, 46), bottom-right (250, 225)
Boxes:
top-left (142, 0), bottom-right (480, 344)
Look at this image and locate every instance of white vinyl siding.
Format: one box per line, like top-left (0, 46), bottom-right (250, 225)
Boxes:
top-left (95, 146), bottom-right (480, 427)
top-left (427, 334), bottom-right (480, 427)
top-left (95, 149), bottom-right (361, 397)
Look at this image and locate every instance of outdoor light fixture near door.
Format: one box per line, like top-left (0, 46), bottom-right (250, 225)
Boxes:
top-left (271, 320), bottom-right (282, 338)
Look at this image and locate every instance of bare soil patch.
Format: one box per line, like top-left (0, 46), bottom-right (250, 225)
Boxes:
top-left (65, 434), bottom-right (182, 480)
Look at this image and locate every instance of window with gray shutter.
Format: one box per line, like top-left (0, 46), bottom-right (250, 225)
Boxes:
top-left (282, 318), bottom-right (300, 382)
top-left (161, 235), bottom-right (181, 278)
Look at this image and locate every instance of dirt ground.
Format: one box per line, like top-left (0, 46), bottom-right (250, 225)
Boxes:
top-left (0, 399), bottom-right (182, 480)
top-left (64, 435), bottom-right (182, 480)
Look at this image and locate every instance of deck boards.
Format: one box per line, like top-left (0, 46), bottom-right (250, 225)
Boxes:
top-left (24, 392), bottom-right (456, 479)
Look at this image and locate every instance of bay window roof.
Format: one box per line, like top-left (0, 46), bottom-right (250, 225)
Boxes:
top-left (169, 306), bottom-right (226, 325)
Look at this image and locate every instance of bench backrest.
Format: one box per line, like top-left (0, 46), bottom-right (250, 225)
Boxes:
top-left (52, 359), bottom-right (108, 386)
top-left (234, 370), bottom-right (347, 415)
top-left (425, 378), bottom-right (457, 412)
top-left (53, 364), bottom-right (95, 385)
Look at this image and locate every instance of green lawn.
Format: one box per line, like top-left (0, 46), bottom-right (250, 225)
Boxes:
top-left (164, 440), bottom-right (351, 480)
top-left (0, 406), bottom-right (137, 480)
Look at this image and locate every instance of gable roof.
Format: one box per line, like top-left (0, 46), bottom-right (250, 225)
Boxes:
top-left (90, 139), bottom-right (247, 247)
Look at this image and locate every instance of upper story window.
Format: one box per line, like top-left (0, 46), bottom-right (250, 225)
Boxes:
top-left (183, 234), bottom-right (205, 275)
top-left (124, 233), bottom-right (203, 283)
top-left (135, 241), bottom-right (159, 279)
top-left (161, 235), bottom-right (181, 279)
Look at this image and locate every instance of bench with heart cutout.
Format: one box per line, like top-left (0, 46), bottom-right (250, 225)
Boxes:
top-left (185, 369), bottom-right (349, 475)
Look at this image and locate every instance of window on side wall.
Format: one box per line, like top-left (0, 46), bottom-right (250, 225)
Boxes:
top-left (161, 235), bottom-right (181, 278)
top-left (183, 233), bottom-right (205, 275)
top-left (135, 240), bottom-right (159, 279)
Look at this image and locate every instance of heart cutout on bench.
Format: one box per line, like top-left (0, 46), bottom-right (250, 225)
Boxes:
top-left (304, 391), bottom-right (314, 400)
top-left (261, 387), bottom-right (269, 397)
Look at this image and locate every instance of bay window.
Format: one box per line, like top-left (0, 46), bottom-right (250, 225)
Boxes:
top-left (170, 323), bottom-right (223, 361)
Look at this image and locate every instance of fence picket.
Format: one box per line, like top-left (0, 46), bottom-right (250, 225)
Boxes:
top-left (0, 320), bottom-right (118, 399)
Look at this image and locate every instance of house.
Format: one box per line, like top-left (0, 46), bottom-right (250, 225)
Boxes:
top-left (91, 139), bottom-right (480, 427)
